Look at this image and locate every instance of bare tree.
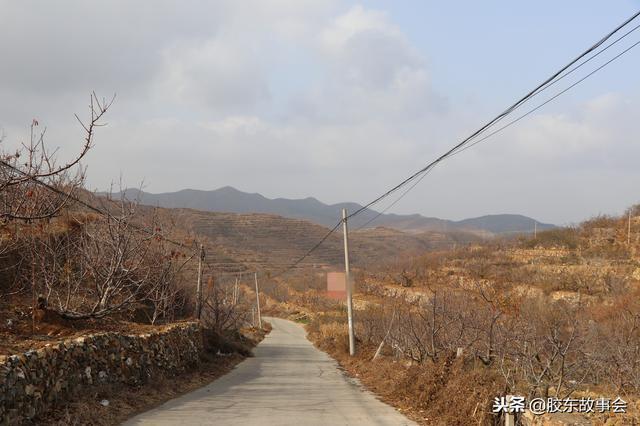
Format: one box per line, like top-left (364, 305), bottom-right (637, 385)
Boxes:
top-left (143, 237), bottom-right (194, 324)
top-left (472, 281), bottom-right (507, 366)
top-left (28, 218), bottom-right (87, 314)
top-left (513, 299), bottom-right (587, 399)
top-left (28, 195), bottom-right (167, 320)
top-left (0, 93), bottom-right (113, 222)
top-left (201, 274), bottom-right (251, 332)
top-left (0, 94), bottom-right (112, 302)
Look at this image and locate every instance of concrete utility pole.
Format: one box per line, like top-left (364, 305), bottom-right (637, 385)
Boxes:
top-left (342, 208), bottom-right (356, 356)
top-left (254, 272), bottom-right (262, 329)
top-left (233, 276), bottom-right (239, 305)
top-left (196, 244), bottom-right (205, 320)
top-left (534, 221), bottom-right (537, 239)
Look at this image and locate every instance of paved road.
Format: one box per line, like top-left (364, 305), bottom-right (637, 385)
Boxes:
top-left (124, 317), bottom-right (415, 425)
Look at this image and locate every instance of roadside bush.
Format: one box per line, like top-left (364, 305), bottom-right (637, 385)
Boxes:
top-left (202, 328), bottom-right (253, 357)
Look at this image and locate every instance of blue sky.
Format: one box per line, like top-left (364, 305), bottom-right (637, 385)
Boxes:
top-left (366, 1), bottom-right (639, 102)
top-left (0, 1), bottom-right (639, 224)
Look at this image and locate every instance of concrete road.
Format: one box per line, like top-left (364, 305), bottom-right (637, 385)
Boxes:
top-left (124, 317), bottom-right (415, 425)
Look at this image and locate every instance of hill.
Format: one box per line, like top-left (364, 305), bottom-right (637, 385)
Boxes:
top-left (167, 208), bottom-right (482, 273)
top-left (114, 187), bottom-right (555, 235)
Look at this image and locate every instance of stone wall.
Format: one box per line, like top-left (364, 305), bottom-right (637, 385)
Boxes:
top-left (0, 322), bottom-right (203, 424)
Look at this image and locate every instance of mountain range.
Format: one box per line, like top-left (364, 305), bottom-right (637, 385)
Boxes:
top-left (113, 186), bottom-right (555, 235)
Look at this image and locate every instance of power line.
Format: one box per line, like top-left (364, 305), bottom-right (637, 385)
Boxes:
top-left (451, 38), bottom-right (640, 158)
top-left (440, 20), bottom-right (640, 162)
top-left (354, 165), bottom-right (437, 230)
top-left (523, 21), bottom-right (640, 102)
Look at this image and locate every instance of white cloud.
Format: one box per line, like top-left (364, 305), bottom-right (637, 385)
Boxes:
top-left (0, 1), bottom-right (226, 96)
top-left (286, 5), bottom-right (446, 124)
top-left (155, 38), bottom-right (270, 112)
top-left (320, 6), bottom-right (401, 52)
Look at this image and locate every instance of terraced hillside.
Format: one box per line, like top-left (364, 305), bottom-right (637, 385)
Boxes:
top-left (363, 208), bottom-right (640, 303)
top-left (170, 208), bottom-right (480, 273)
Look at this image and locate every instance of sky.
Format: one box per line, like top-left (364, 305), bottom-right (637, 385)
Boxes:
top-left (0, 1), bottom-right (639, 225)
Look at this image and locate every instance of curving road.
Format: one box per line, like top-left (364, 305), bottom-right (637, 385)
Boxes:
top-left (124, 317), bottom-right (415, 425)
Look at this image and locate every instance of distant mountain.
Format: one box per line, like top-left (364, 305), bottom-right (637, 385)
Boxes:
top-left (112, 186), bottom-right (555, 235)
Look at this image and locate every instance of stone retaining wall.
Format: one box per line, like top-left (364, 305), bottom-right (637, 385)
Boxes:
top-left (0, 322), bottom-right (203, 424)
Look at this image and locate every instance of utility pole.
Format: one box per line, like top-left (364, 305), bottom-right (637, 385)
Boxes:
top-left (195, 244), bottom-right (205, 320)
top-left (233, 275), bottom-right (239, 305)
top-left (534, 221), bottom-right (537, 239)
top-left (254, 272), bottom-right (262, 329)
top-left (342, 208), bottom-right (356, 356)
